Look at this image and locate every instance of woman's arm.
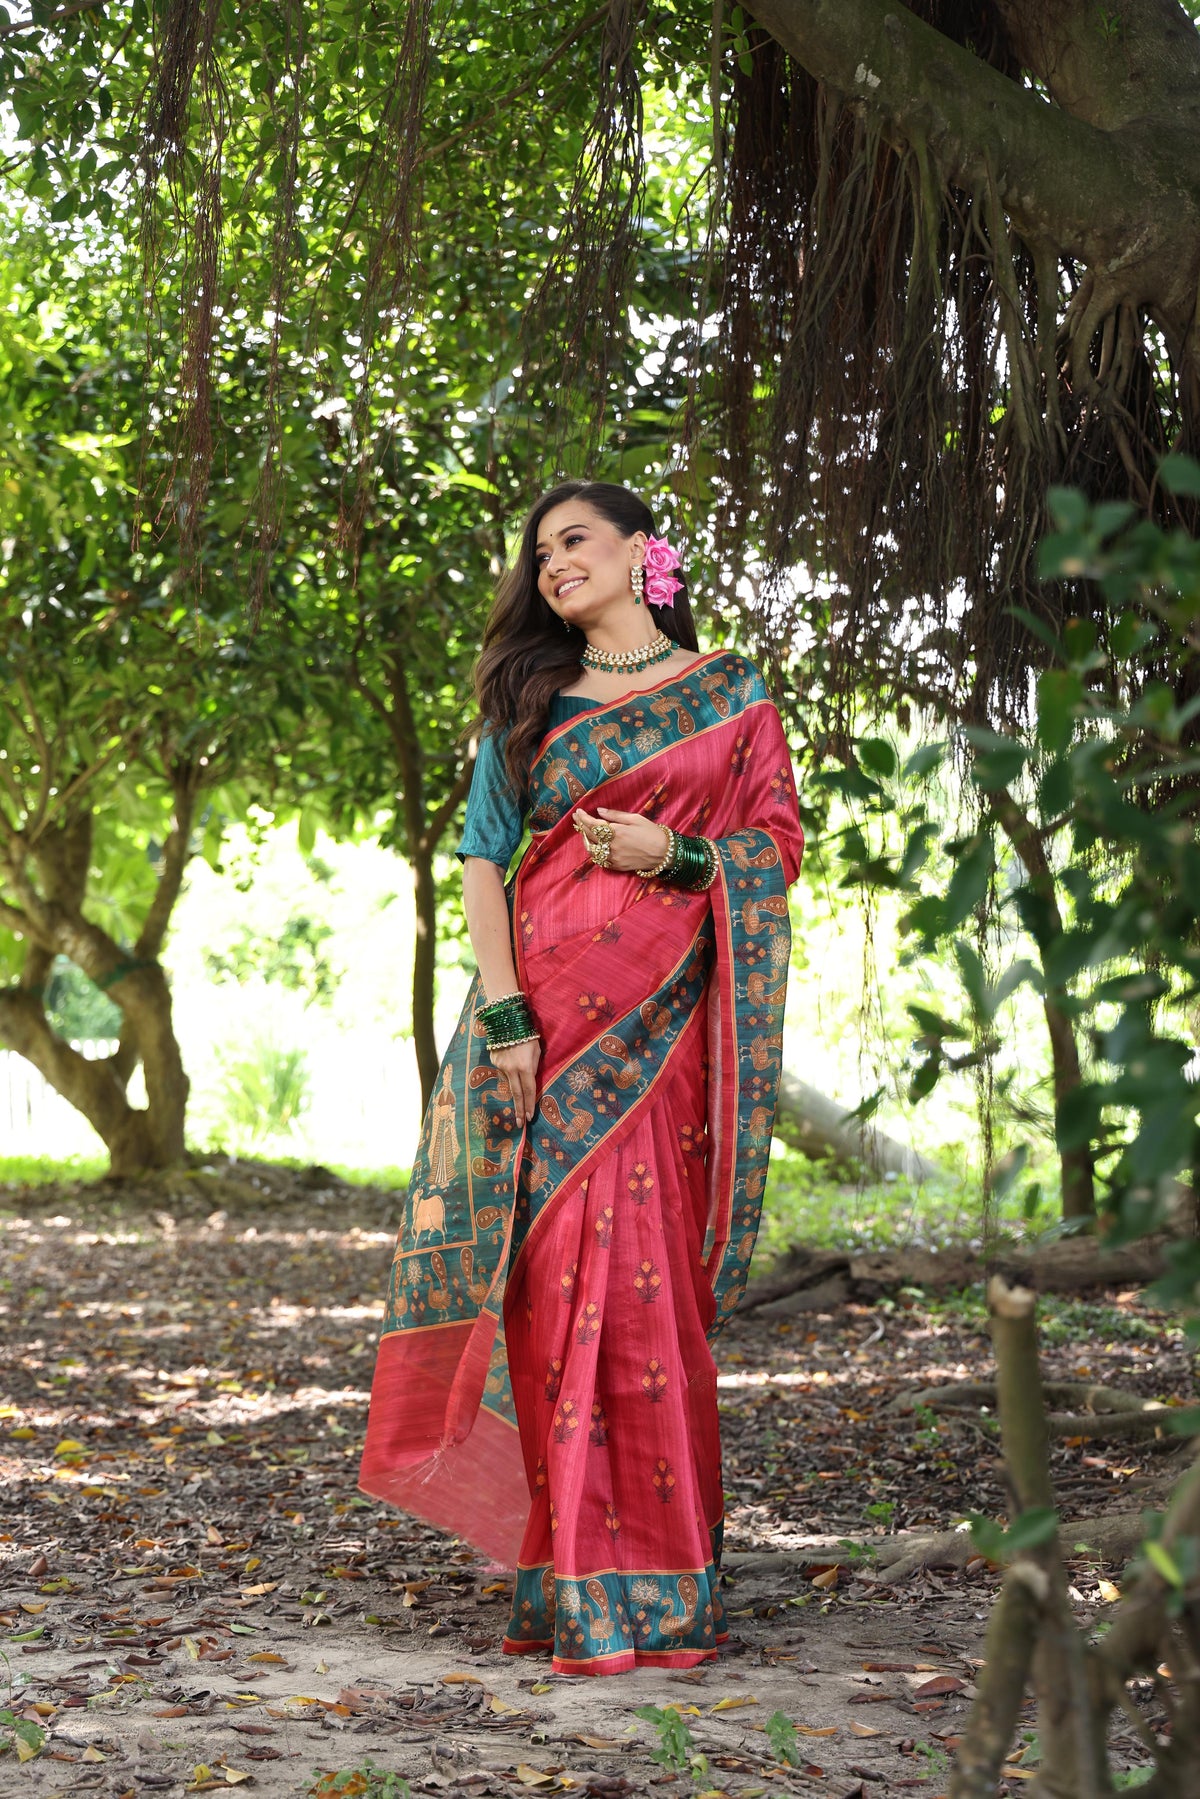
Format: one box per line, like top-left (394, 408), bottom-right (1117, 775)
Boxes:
top-left (461, 856), bottom-right (520, 999)
top-left (461, 855), bottom-right (540, 1126)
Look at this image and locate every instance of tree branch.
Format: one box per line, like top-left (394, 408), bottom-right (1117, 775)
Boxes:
top-left (0, 0), bottom-right (106, 38)
top-left (0, 897), bottom-right (30, 936)
top-left (134, 769), bottom-right (198, 960)
top-left (745, 0), bottom-right (1135, 256)
top-left (422, 753), bottom-right (475, 857)
top-left (991, 0), bottom-right (1200, 134)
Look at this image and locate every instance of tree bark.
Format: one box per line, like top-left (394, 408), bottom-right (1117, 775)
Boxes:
top-left (353, 643), bottom-right (474, 1114)
top-left (410, 843), bottom-right (439, 1107)
top-left (949, 1562), bottom-right (1046, 1799)
top-left (0, 784), bottom-right (195, 1176)
top-left (980, 1276), bottom-right (1112, 1797)
top-left (743, 0), bottom-right (1200, 333)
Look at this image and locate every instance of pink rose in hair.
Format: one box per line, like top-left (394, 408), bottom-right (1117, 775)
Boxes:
top-left (642, 535), bottom-right (683, 610)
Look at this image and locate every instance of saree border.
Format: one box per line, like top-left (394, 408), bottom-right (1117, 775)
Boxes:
top-left (509, 911), bottom-right (715, 1271)
top-left (532, 646), bottom-right (730, 760)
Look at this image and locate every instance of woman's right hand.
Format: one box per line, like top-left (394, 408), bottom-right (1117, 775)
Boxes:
top-left (490, 1039), bottom-right (541, 1128)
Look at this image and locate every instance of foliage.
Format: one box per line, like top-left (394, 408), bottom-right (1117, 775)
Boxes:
top-left (763, 1709), bottom-right (802, 1767)
top-left (0, 1707), bottom-right (45, 1761)
top-left (307, 1765), bottom-right (410, 1799)
top-left (812, 457), bottom-right (1200, 1255)
top-left (634, 1703), bottom-right (706, 1777)
top-left (967, 1505), bottom-right (1061, 1563)
top-left (217, 1041), bottom-right (312, 1145)
top-left (42, 958), bottom-right (122, 1043)
top-left (203, 916), bottom-right (339, 1006)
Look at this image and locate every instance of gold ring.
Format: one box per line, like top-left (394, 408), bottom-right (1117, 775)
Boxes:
top-left (592, 822), bottom-right (615, 844)
top-left (588, 839), bottom-right (611, 868)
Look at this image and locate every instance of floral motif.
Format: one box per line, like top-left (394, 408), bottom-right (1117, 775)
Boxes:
top-left (553, 1399), bottom-right (580, 1442)
top-left (534, 1456), bottom-right (548, 1490)
top-left (544, 1358), bottom-right (563, 1402)
top-left (560, 1261), bottom-right (578, 1303)
top-left (630, 1576), bottom-right (661, 1605)
top-left (678, 1121), bottom-right (706, 1159)
top-left (633, 1258), bottom-right (662, 1303)
top-left (770, 764), bottom-right (793, 806)
top-left (575, 1300), bottom-right (602, 1345)
top-left (577, 991), bottom-right (615, 1024)
top-left (604, 1501), bottom-right (621, 1537)
top-left (729, 733), bottom-right (751, 776)
top-left (641, 1357), bottom-right (668, 1402)
top-left (549, 1499), bottom-right (559, 1533)
top-left (559, 1582), bottom-right (583, 1616)
top-left (593, 1205), bottom-right (614, 1248)
top-left (633, 727), bottom-right (664, 753)
top-left (627, 1162), bottom-right (654, 1205)
top-left (652, 1457), bottom-right (676, 1502)
top-left (590, 1402), bottom-right (609, 1446)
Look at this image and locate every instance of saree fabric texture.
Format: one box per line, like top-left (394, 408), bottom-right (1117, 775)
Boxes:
top-left (359, 650), bottom-right (803, 1674)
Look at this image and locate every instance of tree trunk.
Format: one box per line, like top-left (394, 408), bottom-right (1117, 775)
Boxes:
top-left (773, 1070), bottom-right (946, 1181)
top-left (411, 844), bottom-right (439, 1112)
top-left (986, 785), bottom-right (1096, 1222)
top-left (0, 783), bottom-right (195, 1177)
top-left (0, 978), bottom-right (186, 1175)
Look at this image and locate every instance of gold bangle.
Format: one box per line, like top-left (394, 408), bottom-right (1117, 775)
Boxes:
top-left (636, 824), bottom-right (676, 879)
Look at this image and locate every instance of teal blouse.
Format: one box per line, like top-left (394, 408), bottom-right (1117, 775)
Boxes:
top-left (456, 693), bottom-right (599, 872)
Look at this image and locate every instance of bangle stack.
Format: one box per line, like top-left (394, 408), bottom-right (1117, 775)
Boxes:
top-left (636, 827), bottom-right (719, 891)
top-left (478, 988), bottom-right (539, 1051)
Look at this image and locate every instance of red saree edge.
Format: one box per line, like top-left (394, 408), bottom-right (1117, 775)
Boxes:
top-left (538, 1647), bottom-right (722, 1675)
top-left (359, 1397), bottom-right (527, 1567)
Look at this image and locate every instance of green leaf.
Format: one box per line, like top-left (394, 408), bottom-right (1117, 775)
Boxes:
top-left (763, 1710), bottom-right (801, 1768)
top-left (1158, 453), bottom-right (1200, 498)
top-left (857, 736), bottom-right (896, 778)
top-left (297, 812), bottom-right (318, 856)
top-left (1144, 1539), bottom-right (1183, 1586)
top-left (1004, 1507), bottom-right (1060, 1552)
top-left (902, 742), bottom-right (946, 781)
top-left (992, 1143), bottom-right (1029, 1202)
top-left (1046, 487), bottom-right (1089, 531)
top-left (1036, 668), bottom-right (1083, 754)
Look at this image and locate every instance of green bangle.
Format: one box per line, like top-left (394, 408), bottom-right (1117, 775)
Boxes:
top-left (670, 833), bottom-right (717, 891)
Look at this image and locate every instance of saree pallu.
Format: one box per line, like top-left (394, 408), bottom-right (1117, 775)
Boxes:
top-left (360, 650), bottom-right (803, 1673)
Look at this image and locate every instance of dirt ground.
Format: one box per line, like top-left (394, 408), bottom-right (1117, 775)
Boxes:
top-left (1, 1164), bottom-right (1193, 1797)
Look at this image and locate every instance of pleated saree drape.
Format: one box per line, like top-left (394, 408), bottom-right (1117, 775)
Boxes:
top-left (360, 651), bottom-right (803, 1673)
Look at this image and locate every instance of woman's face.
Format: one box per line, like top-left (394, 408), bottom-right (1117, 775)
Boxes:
top-left (534, 501), bottom-right (646, 630)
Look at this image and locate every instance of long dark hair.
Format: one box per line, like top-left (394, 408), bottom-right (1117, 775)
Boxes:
top-left (474, 481), bottom-right (700, 795)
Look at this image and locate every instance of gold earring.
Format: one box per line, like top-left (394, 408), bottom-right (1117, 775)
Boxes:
top-left (631, 564), bottom-right (644, 604)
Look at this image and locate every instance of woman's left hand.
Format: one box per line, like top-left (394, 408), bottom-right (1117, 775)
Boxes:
top-left (573, 806), bottom-right (671, 874)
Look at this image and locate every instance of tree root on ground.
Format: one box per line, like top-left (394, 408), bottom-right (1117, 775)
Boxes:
top-left (742, 1235), bottom-right (1171, 1312)
top-left (890, 1380), bottom-right (1176, 1439)
top-left (869, 1512), bottom-right (1155, 1584)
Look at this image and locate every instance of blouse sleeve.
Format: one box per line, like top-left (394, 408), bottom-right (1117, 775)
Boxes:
top-left (455, 726), bottom-right (527, 871)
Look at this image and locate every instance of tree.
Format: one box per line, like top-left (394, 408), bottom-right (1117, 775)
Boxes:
top-left (0, 237), bottom-right (300, 1174)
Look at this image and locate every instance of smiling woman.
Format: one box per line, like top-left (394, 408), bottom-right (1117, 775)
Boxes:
top-left (359, 480), bottom-right (804, 1676)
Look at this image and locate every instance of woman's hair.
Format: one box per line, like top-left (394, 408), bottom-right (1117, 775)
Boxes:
top-left (474, 480), bottom-right (700, 795)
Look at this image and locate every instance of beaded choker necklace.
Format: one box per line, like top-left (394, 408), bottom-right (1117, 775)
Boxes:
top-left (580, 631), bottom-right (674, 674)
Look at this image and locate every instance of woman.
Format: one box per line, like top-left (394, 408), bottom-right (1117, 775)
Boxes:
top-left (360, 480), bottom-right (803, 1675)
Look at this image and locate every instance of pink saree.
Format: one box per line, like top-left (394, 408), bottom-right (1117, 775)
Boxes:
top-left (360, 650), bottom-right (803, 1672)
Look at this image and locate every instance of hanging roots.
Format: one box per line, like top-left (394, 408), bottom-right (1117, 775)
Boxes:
top-left (514, 0), bottom-right (649, 478)
top-left (713, 2), bottom-right (1196, 731)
